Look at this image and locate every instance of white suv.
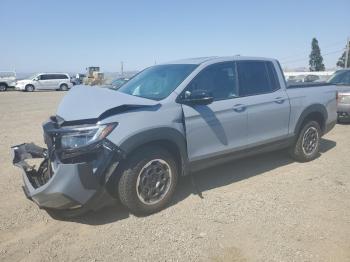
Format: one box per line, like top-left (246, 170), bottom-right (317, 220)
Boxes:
top-left (0, 71), bottom-right (16, 91)
top-left (15, 73), bottom-right (73, 92)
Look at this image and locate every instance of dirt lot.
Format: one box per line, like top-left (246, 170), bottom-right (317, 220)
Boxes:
top-left (0, 91), bottom-right (349, 262)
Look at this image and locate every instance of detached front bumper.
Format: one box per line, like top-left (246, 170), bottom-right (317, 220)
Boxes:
top-left (12, 140), bottom-right (122, 211)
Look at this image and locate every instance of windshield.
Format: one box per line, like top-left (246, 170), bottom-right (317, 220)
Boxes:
top-left (27, 74), bottom-right (39, 80)
top-left (328, 71), bottom-right (350, 85)
top-left (117, 64), bottom-right (197, 100)
top-left (111, 79), bottom-right (127, 89)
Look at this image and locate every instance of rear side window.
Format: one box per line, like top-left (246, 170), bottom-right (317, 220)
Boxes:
top-left (57, 74), bottom-right (68, 79)
top-left (237, 61), bottom-right (278, 96)
top-left (40, 74), bottom-right (68, 80)
top-left (53, 74), bottom-right (68, 79)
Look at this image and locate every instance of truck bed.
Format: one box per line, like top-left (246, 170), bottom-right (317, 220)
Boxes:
top-left (287, 82), bottom-right (333, 89)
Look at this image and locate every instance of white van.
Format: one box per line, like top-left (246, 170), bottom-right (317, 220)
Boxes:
top-left (15, 73), bottom-right (73, 91)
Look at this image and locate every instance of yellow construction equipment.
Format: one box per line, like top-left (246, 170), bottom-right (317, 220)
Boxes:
top-left (83, 67), bottom-right (104, 86)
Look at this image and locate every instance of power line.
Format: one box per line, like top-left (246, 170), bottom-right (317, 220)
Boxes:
top-left (281, 48), bottom-right (345, 64)
top-left (279, 39), bottom-right (346, 61)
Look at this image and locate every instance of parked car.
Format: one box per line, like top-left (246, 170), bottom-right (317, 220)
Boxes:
top-left (327, 69), bottom-right (350, 121)
top-left (287, 74), bottom-right (320, 84)
top-left (15, 73), bottom-right (73, 91)
top-left (12, 56), bottom-right (337, 218)
top-left (0, 71), bottom-right (16, 91)
top-left (110, 77), bottom-right (129, 89)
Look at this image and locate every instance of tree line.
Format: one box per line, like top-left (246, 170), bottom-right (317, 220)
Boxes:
top-left (309, 38), bottom-right (349, 71)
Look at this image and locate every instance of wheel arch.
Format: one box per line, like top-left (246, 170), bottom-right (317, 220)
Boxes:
top-left (25, 84), bottom-right (35, 90)
top-left (294, 104), bottom-right (328, 136)
top-left (118, 127), bottom-right (189, 176)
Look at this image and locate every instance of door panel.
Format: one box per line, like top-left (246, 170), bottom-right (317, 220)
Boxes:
top-left (236, 60), bottom-right (291, 146)
top-left (180, 61), bottom-right (249, 161)
top-left (245, 89), bottom-right (290, 146)
top-left (37, 75), bottom-right (54, 89)
top-left (182, 98), bottom-right (248, 161)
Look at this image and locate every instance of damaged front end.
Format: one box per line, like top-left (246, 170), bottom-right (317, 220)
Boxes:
top-left (11, 117), bottom-right (123, 214)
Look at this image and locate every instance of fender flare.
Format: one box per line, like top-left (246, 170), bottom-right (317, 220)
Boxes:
top-left (294, 104), bottom-right (328, 135)
top-left (119, 127), bottom-right (189, 176)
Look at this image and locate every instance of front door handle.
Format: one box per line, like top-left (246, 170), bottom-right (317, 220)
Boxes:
top-left (274, 97), bottom-right (285, 104)
top-left (233, 104), bottom-right (246, 113)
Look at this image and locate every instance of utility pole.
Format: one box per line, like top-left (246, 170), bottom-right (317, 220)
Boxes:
top-left (345, 38), bottom-right (350, 68)
top-left (120, 61), bottom-right (124, 76)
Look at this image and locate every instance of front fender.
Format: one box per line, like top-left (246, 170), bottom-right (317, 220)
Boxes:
top-left (119, 127), bottom-right (189, 176)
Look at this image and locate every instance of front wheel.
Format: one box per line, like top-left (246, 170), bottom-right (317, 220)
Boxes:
top-left (59, 84), bottom-right (68, 91)
top-left (117, 146), bottom-right (178, 215)
top-left (0, 84), bottom-right (7, 91)
top-left (289, 120), bottom-right (321, 162)
top-left (25, 85), bottom-right (35, 92)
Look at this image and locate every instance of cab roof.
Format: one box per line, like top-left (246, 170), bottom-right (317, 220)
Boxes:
top-left (163, 56), bottom-right (277, 65)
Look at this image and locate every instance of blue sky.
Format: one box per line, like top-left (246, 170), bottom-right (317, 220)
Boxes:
top-left (1, 0), bottom-right (349, 72)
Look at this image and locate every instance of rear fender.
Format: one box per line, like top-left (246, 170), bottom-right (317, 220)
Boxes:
top-left (294, 104), bottom-right (327, 135)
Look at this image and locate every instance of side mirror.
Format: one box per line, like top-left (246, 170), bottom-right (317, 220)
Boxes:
top-left (33, 77), bottom-right (38, 81)
top-left (180, 89), bottom-right (214, 105)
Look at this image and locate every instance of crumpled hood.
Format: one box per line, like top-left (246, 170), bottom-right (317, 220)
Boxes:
top-left (57, 86), bottom-right (159, 122)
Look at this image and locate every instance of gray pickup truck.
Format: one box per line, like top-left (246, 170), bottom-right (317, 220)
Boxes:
top-left (12, 56), bottom-right (337, 217)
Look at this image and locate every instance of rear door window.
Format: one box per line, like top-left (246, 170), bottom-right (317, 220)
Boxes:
top-left (56, 74), bottom-right (68, 79)
top-left (52, 74), bottom-right (61, 80)
top-left (237, 61), bottom-right (276, 96)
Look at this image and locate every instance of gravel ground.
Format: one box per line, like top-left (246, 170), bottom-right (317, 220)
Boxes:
top-left (0, 91), bottom-right (349, 262)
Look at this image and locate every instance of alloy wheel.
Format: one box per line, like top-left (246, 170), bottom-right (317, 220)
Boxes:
top-left (302, 126), bottom-right (319, 156)
top-left (136, 159), bottom-right (172, 205)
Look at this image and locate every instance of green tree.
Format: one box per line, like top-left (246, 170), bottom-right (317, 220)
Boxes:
top-left (309, 38), bottom-right (325, 71)
top-left (336, 49), bottom-right (350, 68)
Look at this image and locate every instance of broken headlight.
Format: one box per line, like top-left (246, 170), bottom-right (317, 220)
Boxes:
top-left (60, 123), bottom-right (117, 150)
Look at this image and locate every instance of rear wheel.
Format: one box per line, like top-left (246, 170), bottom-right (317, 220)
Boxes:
top-left (59, 84), bottom-right (68, 91)
top-left (0, 84), bottom-right (7, 91)
top-left (117, 145), bottom-right (178, 215)
top-left (25, 85), bottom-right (35, 92)
top-left (289, 120), bottom-right (321, 162)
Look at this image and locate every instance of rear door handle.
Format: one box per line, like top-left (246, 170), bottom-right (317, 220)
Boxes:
top-left (274, 97), bottom-right (285, 104)
top-left (233, 104), bottom-right (246, 113)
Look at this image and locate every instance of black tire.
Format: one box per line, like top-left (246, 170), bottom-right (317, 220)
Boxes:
top-left (59, 84), bottom-right (68, 91)
top-left (25, 85), bottom-right (35, 92)
top-left (117, 145), bottom-right (178, 215)
top-left (289, 120), bottom-right (321, 162)
top-left (0, 83), bottom-right (7, 92)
